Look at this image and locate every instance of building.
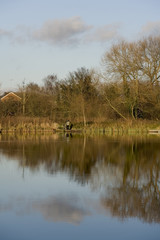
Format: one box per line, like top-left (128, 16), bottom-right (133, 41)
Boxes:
top-left (1, 92), bottom-right (21, 102)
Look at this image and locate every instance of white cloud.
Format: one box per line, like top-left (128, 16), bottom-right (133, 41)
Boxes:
top-left (33, 196), bottom-right (90, 224)
top-left (32, 16), bottom-right (92, 46)
top-left (140, 21), bottom-right (160, 36)
top-left (84, 24), bottom-right (121, 43)
top-left (0, 28), bottom-right (12, 38)
top-left (0, 195), bottom-right (91, 225)
top-left (0, 18), bottom-right (121, 46)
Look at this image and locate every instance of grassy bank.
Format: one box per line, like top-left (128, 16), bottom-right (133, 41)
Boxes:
top-left (0, 117), bottom-right (160, 134)
top-left (82, 119), bottom-right (160, 134)
top-left (0, 117), bottom-right (56, 133)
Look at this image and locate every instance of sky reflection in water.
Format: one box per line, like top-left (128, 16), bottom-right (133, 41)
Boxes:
top-left (0, 133), bottom-right (160, 240)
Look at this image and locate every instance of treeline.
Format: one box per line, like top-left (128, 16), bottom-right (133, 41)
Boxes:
top-left (0, 35), bottom-right (160, 125)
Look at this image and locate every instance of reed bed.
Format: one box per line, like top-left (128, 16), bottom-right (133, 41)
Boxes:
top-left (0, 117), bottom-right (57, 133)
top-left (81, 119), bottom-right (160, 135)
top-left (0, 117), bottom-right (159, 134)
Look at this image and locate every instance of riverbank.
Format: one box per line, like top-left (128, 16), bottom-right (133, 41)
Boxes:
top-left (0, 117), bottom-right (159, 134)
top-left (83, 120), bottom-right (160, 134)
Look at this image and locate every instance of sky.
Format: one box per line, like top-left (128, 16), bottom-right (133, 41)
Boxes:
top-left (0, 0), bottom-right (160, 92)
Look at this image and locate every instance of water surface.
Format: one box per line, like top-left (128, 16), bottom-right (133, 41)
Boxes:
top-left (0, 133), bottom-right (160, 240)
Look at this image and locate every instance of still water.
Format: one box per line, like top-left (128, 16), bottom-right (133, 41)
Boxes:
top-left (0, 133), bottom-right (159, 240)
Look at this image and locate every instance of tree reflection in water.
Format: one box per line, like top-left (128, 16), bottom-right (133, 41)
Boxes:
top-left (0, 133), bottom-right (159, 223)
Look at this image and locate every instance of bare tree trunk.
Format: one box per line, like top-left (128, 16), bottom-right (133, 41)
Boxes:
top-left (81, 96), bottom-right (87, 128)
top-left (22, 90), bottom-right (26, 115)
top-left (134, 76), bottom-right (139, 119)
top-left (131, 105), bottom-right (135, 119)
top-left (22, 81), bottom-right (26, 116)
top-left (105, 96), bottom-right (127, 121)
top-left (83, 108), bottom-right (86, 128)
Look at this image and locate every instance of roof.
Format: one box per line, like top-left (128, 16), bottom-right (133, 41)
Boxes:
top-left (1, 92), bottom-right (22, 102)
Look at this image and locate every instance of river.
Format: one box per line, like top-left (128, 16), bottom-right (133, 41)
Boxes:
top-left (0, 133), bottom-right (159, 240)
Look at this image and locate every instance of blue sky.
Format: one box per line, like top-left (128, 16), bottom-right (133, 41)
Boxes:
top-left (0, 0), bottom-right (160, 92)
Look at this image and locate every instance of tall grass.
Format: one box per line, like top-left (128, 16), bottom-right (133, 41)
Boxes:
top-left (0, 117), bottom-right (57, 133)
top-left (81, 119), bottom-right (160, 134)
top-left (0, 117), bottom-right (159, 134)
